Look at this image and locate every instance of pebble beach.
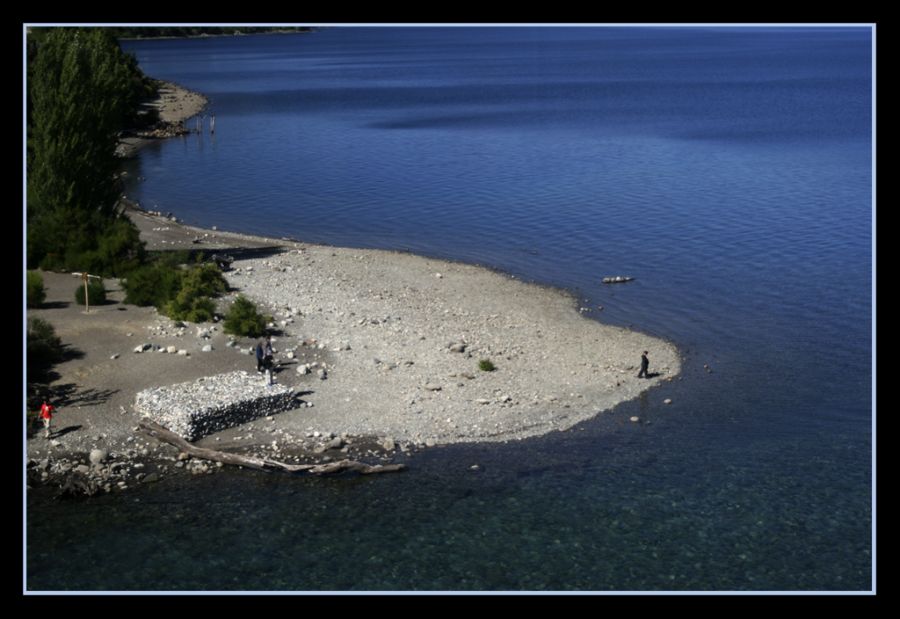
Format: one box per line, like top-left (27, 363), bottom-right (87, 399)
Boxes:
top-left (26, 81), bottom-right (681, 494)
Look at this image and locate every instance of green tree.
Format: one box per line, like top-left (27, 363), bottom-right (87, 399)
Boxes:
top-left (27, 28), bottom-right (146, 275)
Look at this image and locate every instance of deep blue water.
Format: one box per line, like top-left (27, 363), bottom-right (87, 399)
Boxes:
top-left (26, 27), bottom-right (872, 591)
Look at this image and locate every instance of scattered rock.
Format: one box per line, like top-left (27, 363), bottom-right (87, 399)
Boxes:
top-left (630, 416), bottom-right (640, 423)
top-left (663, 398), bottom-right (673, 405)
top-left (424, 384), bottom-right (442, 392)
top-left (380, 437), bottom-right (396, 451)
top-left (110, 354), bottom-right (120, 360)
top-left (449, 342), bottom-right (467, 353)
top-left (89, 449), bottom-right (108, 465)
top-left (327, 437), bottom-right (345, 450)
top-left (166, 346), bottom-right (177, 354)
top-left (201, 345), bottom-right (213, 352)
top-left (143, 473), bottom-right (160, 483)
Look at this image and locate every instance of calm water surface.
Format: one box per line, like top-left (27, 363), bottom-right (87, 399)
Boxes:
top-left (27, 27), bottom-right (873, 591)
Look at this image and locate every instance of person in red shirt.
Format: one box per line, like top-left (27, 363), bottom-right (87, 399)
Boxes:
top-left (40, 401), bottom-right (54, 439)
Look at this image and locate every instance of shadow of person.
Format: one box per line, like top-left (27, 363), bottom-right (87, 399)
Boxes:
top-left (646, 372), bottom-right (662, 378)
top-left (52, 425), bottom-right (83, 438)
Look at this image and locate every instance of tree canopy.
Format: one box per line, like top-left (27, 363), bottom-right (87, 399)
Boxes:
top-left (26, 27), bottom-right (150, 275)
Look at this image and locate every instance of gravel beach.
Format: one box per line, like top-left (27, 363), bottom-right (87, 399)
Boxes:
top-left (25, 80), bottom-right (681, 493)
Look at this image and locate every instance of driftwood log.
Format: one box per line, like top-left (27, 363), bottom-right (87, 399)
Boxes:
top-left (138, 419), bottom-right (406, 476)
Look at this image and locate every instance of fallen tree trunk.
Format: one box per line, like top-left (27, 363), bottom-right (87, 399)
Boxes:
top-left (138, 419), bottom-right (406, 476)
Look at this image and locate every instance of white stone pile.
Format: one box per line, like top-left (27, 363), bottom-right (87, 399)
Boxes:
top-left (134, 371), bottom-right (296, 441)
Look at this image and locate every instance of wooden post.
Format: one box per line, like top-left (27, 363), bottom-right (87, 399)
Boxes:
top-left (74, 271), bottom-right (101, 313)
top-left (82, 272), bottom-right (90, 313)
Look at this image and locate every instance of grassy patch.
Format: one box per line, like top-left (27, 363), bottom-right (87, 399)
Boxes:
top-left (478, 359), bottom-right (496, 372)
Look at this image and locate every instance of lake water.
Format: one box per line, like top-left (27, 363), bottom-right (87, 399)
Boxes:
top-left (26, 26), bottom-right (873, 592)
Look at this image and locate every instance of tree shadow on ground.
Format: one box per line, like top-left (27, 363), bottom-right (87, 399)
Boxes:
top-left (26, 342), bottom-right (84, 405)
top-left (37, 301), bottom-right (71, 310)
top-left (43, 384), bottom-right (119, 408)
top-left (151, 245), bottom-right (287, 267)
top-left (61, 344), bottom-right (85, 362)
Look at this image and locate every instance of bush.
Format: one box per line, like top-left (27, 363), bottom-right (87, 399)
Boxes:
top-left (165, 292), bottom-right (217, 323)
top-left (123, 258), bottom-right (227, 323)
top-left (181, 263), bottom-right (228, 298)
top-left (122, 261), bottom-right (184, 307)
top-left (478, 359), bottom-right (496, 372)
top-left (27, 317), bottom-right (64, 381)
top-left (223, 295), bottom-right (270, 338)
top-left (74, 279), bottom-right (107, 305)
top-left (32, 214), bottom-right (145, 278)
top-left (161, 263), bottom-right (227, 322)
top-left (27, 271), bottom-right (46, 308)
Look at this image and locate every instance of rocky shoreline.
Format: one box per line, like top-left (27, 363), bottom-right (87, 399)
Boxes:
top-left (26, 77), bottom-right (682, 499)
top-left (115, 81), bottom-right (208, 159)
top-left (26, 224), bottom-right (681, 498)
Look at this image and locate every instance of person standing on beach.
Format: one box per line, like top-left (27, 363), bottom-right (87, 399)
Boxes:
top-left (638, 351), bottom-right (650, 378)
top-left (39, 401), bottom-right (54, 439)
top-left (263, 336), bottom-right (276, 385)
top-left (256, 338), bottom-right (266, 373)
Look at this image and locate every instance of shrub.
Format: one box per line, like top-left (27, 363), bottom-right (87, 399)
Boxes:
top-left (74, 279), bottom-right (107, 305)
top-left (160, 263), bottom-right (227, 322)
top-left (165, 292), bottom-right (217, 323)
top-left (181, 263), bottom-right (228, 298)
top-left (122, 261), bottom-right (184, 307)
top-left (122, 258), bottom-right (227, 323)
top-left (478, 359), bottom-right (496, 372)
top-left (27, 317), bottom-right (64, 381)
top-left (27, 271), bottom-right (46, 308)
top-left (223, 295), bottom-right (270, 338)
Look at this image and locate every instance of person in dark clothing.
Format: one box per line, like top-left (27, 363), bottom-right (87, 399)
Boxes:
top-left (638, 351), bottom-right (649, 378)
top-left (256, 338), bottom-right (267, 373)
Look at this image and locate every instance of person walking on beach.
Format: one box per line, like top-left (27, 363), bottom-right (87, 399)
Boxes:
top-left (39, 400), bottom-right (54, 439)
top-left (638, 351), bottom-right (650, 378)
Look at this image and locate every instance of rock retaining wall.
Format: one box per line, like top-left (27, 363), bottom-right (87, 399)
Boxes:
top-left (135, 371), bottom-right (296, 441)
